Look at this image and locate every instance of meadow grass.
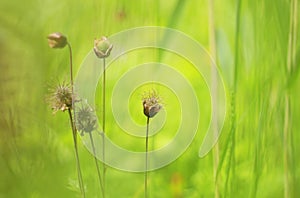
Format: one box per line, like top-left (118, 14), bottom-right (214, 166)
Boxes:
top-left (0, 0), bottom-right (299, 197)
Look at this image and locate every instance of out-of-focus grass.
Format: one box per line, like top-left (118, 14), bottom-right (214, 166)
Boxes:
top-left (0, 0), bottom-right (299, 197)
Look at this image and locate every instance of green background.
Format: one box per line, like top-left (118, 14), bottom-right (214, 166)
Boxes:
top-left (0, 0), bottom-right (299, 197)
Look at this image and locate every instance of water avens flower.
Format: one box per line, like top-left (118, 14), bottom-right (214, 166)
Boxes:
top-left (47, 82), bottom-right (73, 113)
top-left (76, 104), bottom-right (98, 135)
top-left (93, 36), bottom-right (113, 58)
top-left (142, 90), bottom-right (163, 118)
top-left (93, 36), bottom-right (113, 196)
top-left (142, 89), bottom-right (163, 198)
top-left (46, 33), bottom-right (86, 197)
top-left (75, 102), bottom-right (105, 196)
top-left (47, 32), bottom-right (68, 49)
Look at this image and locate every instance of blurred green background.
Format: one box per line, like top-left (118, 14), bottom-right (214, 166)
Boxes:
top-left (0, 0), bottom-right (299, 197)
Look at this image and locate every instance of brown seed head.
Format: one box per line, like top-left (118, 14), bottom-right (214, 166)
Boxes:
top-left (142, 89), bottom-right (162, 118)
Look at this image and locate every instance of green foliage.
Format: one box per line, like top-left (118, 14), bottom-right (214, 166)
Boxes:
top-left (0, 0), bottom-right (299, 197)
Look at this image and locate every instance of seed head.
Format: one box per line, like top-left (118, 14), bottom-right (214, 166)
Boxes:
top-left (75, 104), bottom-right (98, 135)
top-left (47, 32), bottom-right (68, 49)
top-left (47, 82), bottom-right (73, 113)
top-left (93, 36), bottom-right (113, 58)
top-left (142, 89), bottom-right (163, 118)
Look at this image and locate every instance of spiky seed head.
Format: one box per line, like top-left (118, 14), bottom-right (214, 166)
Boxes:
top-left (47, 82), bottom-right (73, 113)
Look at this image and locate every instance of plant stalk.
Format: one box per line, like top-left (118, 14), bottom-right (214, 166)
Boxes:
top-left (145, 116), bottom-right (150, 198)
top-left (67, 42), bottom-right (85, 198)
top-left (68, 109), bottom-right (85, 198)
top-left (102, 57), bottom-right (107, 196)
top-left (89, 132), bottom-right (105, 198)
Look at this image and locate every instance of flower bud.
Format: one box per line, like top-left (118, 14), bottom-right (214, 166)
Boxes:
top-left (143, 102), bottom-right (162, 118)
top-left (47, 32), bottom-right (67, 48)
top-left (142, 89), bottom-right (163, 118)
top-left (93, 36), bottom-right (113, 58)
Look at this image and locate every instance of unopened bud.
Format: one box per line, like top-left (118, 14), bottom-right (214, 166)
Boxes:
top-left (93, 36), bottom-right (113, 58)
top-left (47, 32), bottom-right (67, 49)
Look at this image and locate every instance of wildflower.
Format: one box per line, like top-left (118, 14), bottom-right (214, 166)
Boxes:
top-left (47, 82), bottom-right (73, 113)
top-left (93, 36), bottom-right (113, 58)
top-left (47, 32), bottom-right (68, 48)
top-left (75, 104), bottom-right (98, 135)
top-left (142, 89), bottom-right (163, 118)
top-left (142, 89), bottom-right (162, 198)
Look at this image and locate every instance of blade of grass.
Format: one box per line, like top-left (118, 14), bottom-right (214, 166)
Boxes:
top-left (224, 0), bottom-right (242, 196)
top-left (283, 0), bottom-right (297, 197)
top-left (208, 0), bottom-right (220, 197)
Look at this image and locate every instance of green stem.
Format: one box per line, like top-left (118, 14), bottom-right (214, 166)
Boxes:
top-left (67, 43), bottom-right (73, 92)
top-left (102, 57), bottom-right (107, 196)
top-left (67, 42), bottom-right (77, 135)
top-left (68, 109), bottom-right (85, 198)
top-left (67, 42), bottom-right (85, 198)
top-left (89, 133), bottom-right (104, 197)
top-left (145, 116), bottom-right (150, 198)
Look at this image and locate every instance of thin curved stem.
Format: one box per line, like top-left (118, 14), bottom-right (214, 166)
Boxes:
top-left (67, 43), bottom-right (73, 89)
